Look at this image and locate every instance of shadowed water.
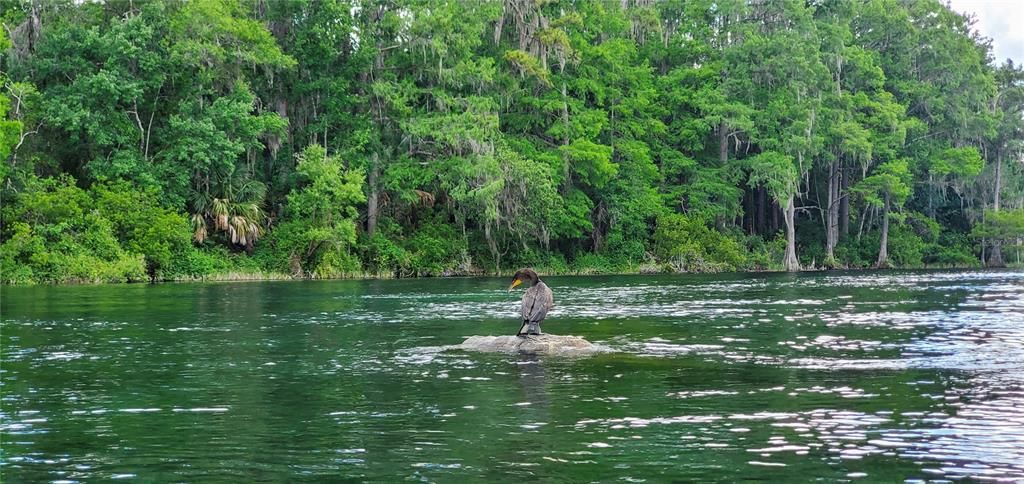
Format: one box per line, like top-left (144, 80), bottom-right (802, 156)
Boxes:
top-left (2, 270), bottom-right (1023, 481)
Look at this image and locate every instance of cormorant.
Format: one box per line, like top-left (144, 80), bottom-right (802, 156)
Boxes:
top-left (508, 268), bottom-right (554, 336)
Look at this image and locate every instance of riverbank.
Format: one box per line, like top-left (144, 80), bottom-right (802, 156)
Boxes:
top-left (5, 261), bottom-right (1012, 286)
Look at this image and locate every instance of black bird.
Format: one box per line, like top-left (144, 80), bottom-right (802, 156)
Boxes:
top-left (508, 268), bottom-right (554, 336)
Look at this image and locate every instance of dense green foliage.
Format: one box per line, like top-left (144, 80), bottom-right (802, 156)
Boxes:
top-left (2, 0), bottom-right (1023, 283)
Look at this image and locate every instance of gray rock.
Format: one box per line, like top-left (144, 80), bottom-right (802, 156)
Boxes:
top-left (455, 334), bottom-right (610, 356)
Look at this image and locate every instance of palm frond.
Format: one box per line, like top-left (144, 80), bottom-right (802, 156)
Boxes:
top-left (190, 213), bottom-right (208, 243)
top-left (213, 198), bottom-right (230, 230)
top-left (233, 178), bottom-right (267, 205)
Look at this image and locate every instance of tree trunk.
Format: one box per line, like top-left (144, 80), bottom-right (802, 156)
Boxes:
top-left (743, 188), bottom-right (755, 234)
top-left (561, 82), bottom-right (570, 148)
top-left (560, 82), bottom-right (572, 192)
top-left (825, 160), bottom-right (840, 265)
top-left (365, 32), bottom-right (387, 238)
top-left (876, 196), bottom-right (890, 268)
top-left (927, 174), bottom-right (935, 218)
top-left (783, 195), bottom-right (799, 272)
top-left (591, 201), bottom-right (607, 252)
top-left (839, 162), bottom-right (850, 238)
top-left (771, 202), bottom-right (780, 234)
top-left (756, 187), bottom-right (767, 235)
top-left (988, 240), bottom-right (1004, 268)
top-left (366, 153), bottom-right (380, 238)
top-left (485, 223), bottom-right (500, 273)
top-left (987, 153), bottom-right (1005, 267)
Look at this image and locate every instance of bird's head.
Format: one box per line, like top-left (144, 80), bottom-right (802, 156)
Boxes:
top-left (508, 268), bottom-right (540, 291)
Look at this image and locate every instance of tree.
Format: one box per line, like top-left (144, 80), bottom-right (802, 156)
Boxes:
top-left (972, 209), bottom-right (1024, 265)
top-left (271, 144), bottom-right (365, 278)
top-left (854, 159), bottom-right (912, 267)
top-left (0, 81), bottom-right (22, 164)
top-left (0, 175), bottom-right (147, 283)
top-left (747, 151), bottom-right (800, 271)
top-left (93, 181), bottom-right (191, 280)
top-left (734, 0), bottom-right (829, 271)
top-left (0, 27), bottom-right (22, 165)
top-left (982, 61), bottom-right (1024, 266)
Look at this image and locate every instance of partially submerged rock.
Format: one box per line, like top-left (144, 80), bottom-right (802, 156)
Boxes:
top-left (455, 334), bottom-right (610, 356)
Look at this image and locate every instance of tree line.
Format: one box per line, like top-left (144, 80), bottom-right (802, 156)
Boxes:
top-left (1, 0), bottom-right (1022, 284)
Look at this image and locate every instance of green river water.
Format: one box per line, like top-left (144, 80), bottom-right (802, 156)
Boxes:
top-left (2, 270), bottom-right (1023, 482)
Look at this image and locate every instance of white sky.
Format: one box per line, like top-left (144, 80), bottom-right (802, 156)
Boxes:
top-left (945, 0), bottom-right (1024, 66)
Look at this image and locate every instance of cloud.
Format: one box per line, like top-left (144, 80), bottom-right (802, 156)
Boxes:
top-left (945, 0), bottom-right (1024, 66)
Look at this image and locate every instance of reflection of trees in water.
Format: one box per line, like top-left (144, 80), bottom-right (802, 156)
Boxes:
top-left (514, 353), bottom-right (550, 413)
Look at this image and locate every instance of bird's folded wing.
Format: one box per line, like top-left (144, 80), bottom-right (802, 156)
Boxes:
top-left (527, 291), bottom-right (550, 323)
top-left (528, 303), bottom-right (548, 323)
top-left (521, 292), bottom-right (534, 320)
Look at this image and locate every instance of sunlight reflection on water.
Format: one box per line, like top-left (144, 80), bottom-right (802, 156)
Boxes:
top-left (396, 270), bottom-right (1024, 480)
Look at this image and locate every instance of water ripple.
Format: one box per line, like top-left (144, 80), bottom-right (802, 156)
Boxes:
top-left (2, 270), bottom-right (1023, 481)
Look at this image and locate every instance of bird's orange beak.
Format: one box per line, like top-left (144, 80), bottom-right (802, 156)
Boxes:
top-left (508, 278), bottom-right (522, 291)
